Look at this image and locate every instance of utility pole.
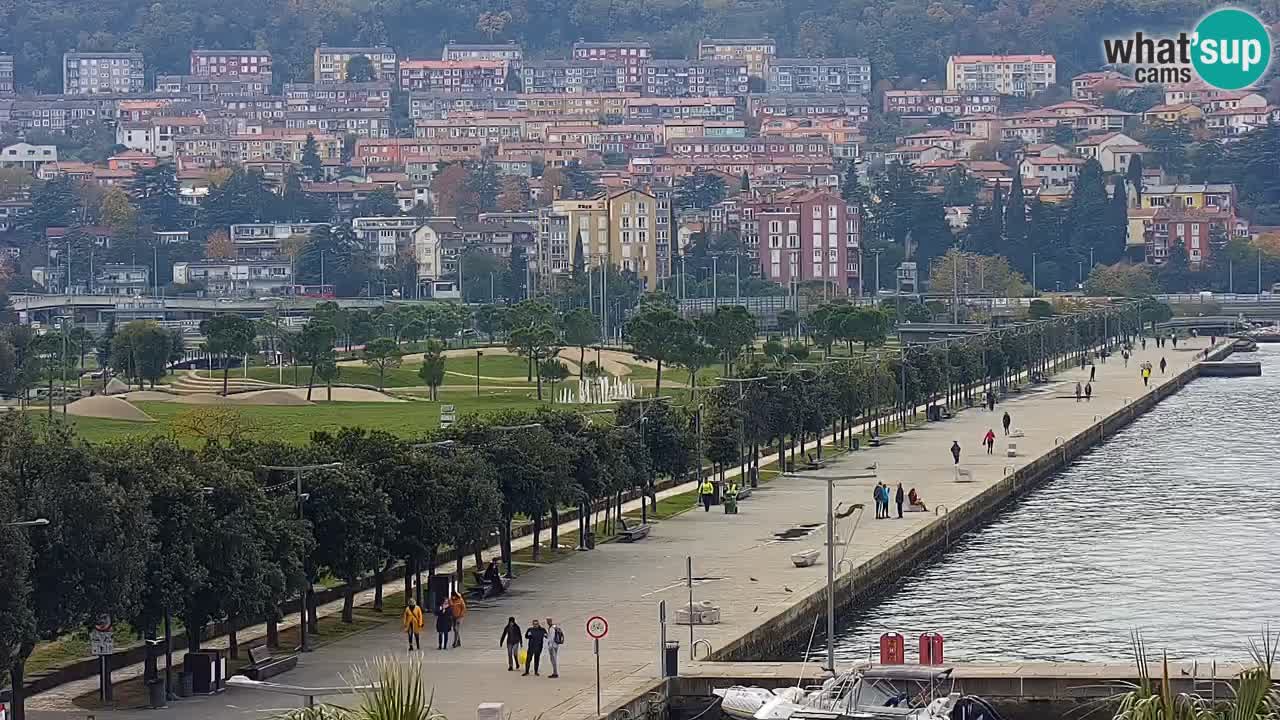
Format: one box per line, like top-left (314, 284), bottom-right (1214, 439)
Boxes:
top-left (712, 256), bottom-right (718, 309)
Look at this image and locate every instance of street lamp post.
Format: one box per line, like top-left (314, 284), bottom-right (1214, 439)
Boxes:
top-left (476, 350), bottom-right (483, 398)
top-left (257, 463), bottom-right (341, 653)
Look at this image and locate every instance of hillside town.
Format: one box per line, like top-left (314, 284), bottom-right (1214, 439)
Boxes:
top-left (0, 39), bottom-right (1278, 300)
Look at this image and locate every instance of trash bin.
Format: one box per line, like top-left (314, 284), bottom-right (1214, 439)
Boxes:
top-left (723, 493), bottom-right (738, 514)
top-left (184, 649), bottom-right (225, 695)
top-left (147, 678), bottom-right (167, 708)
top-left (749, 467), bottom-right (759, 488)
top-left (663, 641), bottom-right (680, 677)
top-left (176, 671), bottom-right (193, 698)
top-left (427, 573), bottom-right (456, 609)
top-left (849, 437), bottom-right (860, 451)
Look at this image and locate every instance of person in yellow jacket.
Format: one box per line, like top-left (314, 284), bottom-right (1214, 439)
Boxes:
top-left (402, 598), bottom-right (424, 651)
top-left (699, 478), bottom-right (715, 512)
top-left (449, 591), bottom-right (467, 648)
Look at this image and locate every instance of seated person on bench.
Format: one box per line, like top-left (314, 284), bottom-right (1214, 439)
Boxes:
top-left (481, 559), bottom-right (504, 595)
top-left (907, 488), bottom-right (928, 511)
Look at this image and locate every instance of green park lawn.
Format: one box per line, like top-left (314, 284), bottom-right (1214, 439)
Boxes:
top-left (67, 388), bottom-right (595, 445)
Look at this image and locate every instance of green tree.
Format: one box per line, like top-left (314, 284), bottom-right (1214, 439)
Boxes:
top-left (698, 305), bottom-right (757, 374)
top-left (304, 467), bottom-right (392, 623)
top-left (418, 339), bottom-right (447, 400)
top-left (292, 321), bottom-right (337, 401)
top-left (540, 357), bottom-right (570, 402)
top-left (345, 54), bottom-right (377, 83)
top-left (940, 167), bottom-right (980, 206)
top-left (301, 134), bottom-right (324, 182)
top-left (561, 308), bottom-right (599, 381)
top-left (624, 303), bottom-right (690, 394)
top-left (354, 187), bottom-right (400, 218)
top-left (1126, 153), bottom-right (1145, 203)
top-left (314, 356), bottom-right (341, 402)
top-left (672, 336), bottom-right (718, 400)
top-left (675, 170), bottom-right (728, 210)
top-left (200, 314), bottom-right (259, 395)
top-left (111, 321), bottom-right (180, 389)
top-left (1142, 121), bottom-right (1193, 176)
top-left (362, 337), bottom-right (402, 391)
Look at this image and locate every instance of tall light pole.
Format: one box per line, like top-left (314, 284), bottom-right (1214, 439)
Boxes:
top-left (475, 350), bottom-right (483, 398)
top-left (712, 255), bottom-right (719, 309)
top-left (781, 473), bottom-right (872, 673)
top-left (1032, 251), bottom-right (1038, 293)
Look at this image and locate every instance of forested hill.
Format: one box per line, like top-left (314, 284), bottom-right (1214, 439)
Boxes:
top-left (1, 0), bottom-right (1264, 93)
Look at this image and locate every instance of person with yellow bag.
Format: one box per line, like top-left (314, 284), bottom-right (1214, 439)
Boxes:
top-left (401, 598), bottom-right (424, 651)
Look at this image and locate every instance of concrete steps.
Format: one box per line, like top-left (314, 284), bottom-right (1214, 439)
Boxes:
top-left (167, 370), bottom-right (287, 395)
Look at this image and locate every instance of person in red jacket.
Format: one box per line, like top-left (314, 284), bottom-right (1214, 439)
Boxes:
top-left (983, 429), bottom-right (996, 455)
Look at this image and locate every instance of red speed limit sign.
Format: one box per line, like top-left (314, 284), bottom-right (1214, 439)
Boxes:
top-left (586, 615), bottom-right (608, 639)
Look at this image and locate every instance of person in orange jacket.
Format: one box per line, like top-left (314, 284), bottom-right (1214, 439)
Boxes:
top-left (402, 598), bottom-right (424, 651)
top-left (449, 591), bottom-right (467, 648)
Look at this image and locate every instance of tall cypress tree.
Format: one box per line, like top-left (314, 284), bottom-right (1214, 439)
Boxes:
top-left (1104, 180), bottom-right (1130, 264)
top-left (572, 230), bottom-right (586, 276)
top-left (1126, 155), bottom-right (1144, 203)
top-left (1004, 173), bottom-right (1030, 273)
top-left (1068, 159), bottom-right (1110, 261)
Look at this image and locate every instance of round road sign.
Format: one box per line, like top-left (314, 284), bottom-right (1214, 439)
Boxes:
top-left (586, 615), bottom-right (609, 639)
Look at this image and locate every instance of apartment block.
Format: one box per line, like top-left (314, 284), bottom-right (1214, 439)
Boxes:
top-left (190, 49), bottom-right (272, 81)
top-left (314, 46), bottom-right (398, 84)
top-left (698, 37), bottom-right (776, 78)
top-left (408, 91), bottom-right (521, 119)
top-left (283, 81), bottom-right (393, 110)
top-left (413, 220), bottom-right (537, 290)
top-left (443, 42), bottom-right (523, 65)
top-left (882, 89), bottom-right (1001, 116)
top-left (0, 54), bottom-right (13, 97)
top-left (285, 109), bottom-right (392, 138)
top-left (520, 60), bottom-right (628, 94)
top-left (352, 215), bottom-right (423, 268)
top-left (539, 188), bottom-right (665, 290)
top-left (173, 259), bottom-right (294, 296)
top-left (739, 189), bottom-right (860, 292)
top-left (749, 94), bottom-right (869, 122)
top-left (667, 136), bottom-right (829, 158)
top-left (572, 41), bottom-right (652, 90)
top-left (626, 97), bottom-right (740, 121)
top-left (643, 60), bottom-right (748, 98)
top-left (156, 74), bottom-right (271, 99)
top-left (768, 57), bottom-right (871, 95)
top-left (945, 54), bottom-right (1057, 96)
top-left (399, 60), bottom-right (506, 93)
top-left (7, 97), bottom-right (104, 132)
top-left (63, 51), bottom-right (145, 95)
top-left (228, 223), bottom-right (327, 259)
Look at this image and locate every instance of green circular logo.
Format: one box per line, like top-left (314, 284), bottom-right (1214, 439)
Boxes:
top-left (1192, 8), bottom-right (1272, 90)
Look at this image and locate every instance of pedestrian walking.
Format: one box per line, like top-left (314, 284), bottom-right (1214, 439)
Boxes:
top-left (1160, 357), bottom-right (1167, 374)
top-left (1123, 350), bottom-right (1129, 367)
top-left (699, 477), bottom-right (715, 512)
top-left (1002, 411), bottom-right (1011, 435)
top-left (950, 441), bottom-right (961, 465)
top-left (1171, 334), bottom-right (1178, 348)
top-left (402, 599), bottom-right (424, 651)
top-left (1141, 365), bottom-right (1150, 387)
top-left (1141, 337), bottom-right (1147, 351)
top-left (1084, 382), bottom-right (1092, 402)
top-left (523, 619), bottom-right (548, 676)
top-left (1075, 381), bottom-right (1083, 402)
top-left (435, 600), bottom-right (452, 650)
top-left (1089, 364), bottom-right (1096, 382)
top-left (878, 483), bottom-right (889, 519)
top-left (874, 483), bottom-right (886, 518)
top-left (986, 389), bottom-right (996, 412)
top-left (983, 429), bottom-right (996, 454)
top-left (500, 617), bottom-right (523, 671)
top-left (895, 483), bottom-right (905, 519)
top-left (546, 618), bottom-right (564, 678)
top-left (449, 591), bottom-right (467, 647)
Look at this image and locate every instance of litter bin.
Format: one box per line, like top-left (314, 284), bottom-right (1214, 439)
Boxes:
top-left (147, 678), bottom-right (167, 709)
top-left (749, 467), bottom-right (759, 488)
top-left (849, 437), bottom-right (860, 451)
top-left (427, 573), bottom-right (456, 609)
top-left (184, 649), bottom-right (225, 694)
top-left (663, 641), bottom-right (680, 677)
top-left (176, 671), bottom-right (194, 698)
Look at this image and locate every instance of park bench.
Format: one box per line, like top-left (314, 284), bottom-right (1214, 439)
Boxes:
top-left (471, 572), bottom-right (509, 599)
top-left (1030, 371), bottom-right (1049, 384)
top-left (617, 516), bottom-right (651, 543)
top-left (869, 431), bottom-right (883, 447)
top-left (803, 453), bottom-right (827, 470)
top-left (241, 645), bottom-right (297, 682)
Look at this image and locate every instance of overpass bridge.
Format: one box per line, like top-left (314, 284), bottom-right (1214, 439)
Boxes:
top-left (9, 294), bottom-right (410, 324)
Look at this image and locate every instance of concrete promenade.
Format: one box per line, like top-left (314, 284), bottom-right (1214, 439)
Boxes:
top-left (28, 337), bottom-right (1214, 720)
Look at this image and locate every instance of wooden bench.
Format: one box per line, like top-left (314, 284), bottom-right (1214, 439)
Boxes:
top-left (241, 645), bottom-right (297, 681)
top-left (617, 517), bottom-right (651, 543)
top-left (803, 453), bottom-right (827, 470)
top-left (869, 432), bottom-right (883, 447)
top-left (471, 572), bottom-right (508, 599)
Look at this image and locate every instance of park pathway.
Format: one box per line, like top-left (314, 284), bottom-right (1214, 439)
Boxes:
top-left (27, 337), bottom-right (1213, 720)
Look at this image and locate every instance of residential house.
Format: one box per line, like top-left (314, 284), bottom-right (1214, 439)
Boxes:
top-left (1206, 106), bottom-right (1280, 136)
top-left (999, 120), bottom-right (1060, 144)
top-left (408, 91), bottom-right (521, 119)
top-left (1142, 103), bottom-right (1204, 126)
top-left (174, 259), bottom-right (294, 296)
top-left (95, 264), bottom-right (150, 296)
top-left (1138, 208), bottom-right (1226, 267)
top-left (155, 74), bottom-right (270, 98)
top-left (1071, 70), bottom-right (1140, 102)
top-left (626, 97), bottom-right (739, 121)
top-left (698, 37), bottom-right (776, 78)
top-left (951, 114), bottom-right (1004, 143)
top-left (1098, 142), bottom-right (1148, 177)
top-left (1020, 142), bottom-right (1070, 158)
top-left (1019, 156), bottom-right (1084, 187)
top-left (413, 220), bottom-right (536, 292)
top-left (1071, 108), bottom-right (1133, 134)
top-left (314, 46), bottom-right (398, 84)
top-left (230, 222), bottom-right (327, 259)
top-left (107, 149), bottom-right (157, 170)
top-left (1074, 132), bottom-right (1142, 173)
top-left (642, 59), bottom-right (748, 98)
top-left (414, 116), bottom-right (525, 145)
top-left (0, 143), bottom-right (57, 172)
top-left (117, 116), bottom-right (210, 157)
top-left (883, 90), bottom-right (1001, 117)
top-left (62, 51), bottom-right (145, 95)
top-left (884, 144), bottom-right (949, 165)
top-left (5, 97), bottom-right (102, 132)
top-left (760, 117), bottom-right (864, 160)
top-left (768, 57), bottom-right (871, 95)
top-left (520, 60), bottom-right (627, 94)
top-left (399, 60), bottom-right (506, 93)
top-left (1201, 91), bottom-right (1269, 113)
top-left (946, 54), bottom-right (1056, 96)
top-left (537, 188), bottom-right (665, 289)
top-left (1140, 184), bottom-right (1235, 213)
top-left (352, 215), bottom-right (423, 267)
top-left (285, 109), bottom-right (393, 138)
top-left (572, 41), bottom-right (652, 91)
top-left (900, 129), bottom-right (981, 157)
top-left (284, 81), bottom-right (393, 110)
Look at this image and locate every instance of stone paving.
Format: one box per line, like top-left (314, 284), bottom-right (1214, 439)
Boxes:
top-left (26, 338), bottom-right (1213, 720)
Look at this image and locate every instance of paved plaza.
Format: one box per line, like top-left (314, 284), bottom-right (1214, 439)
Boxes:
top-left (28, 338), bottom-right (1212, 720)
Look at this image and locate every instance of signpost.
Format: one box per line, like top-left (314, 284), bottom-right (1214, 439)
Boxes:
top-left (92, 616), bottom-right (113, 702)
top-left (440, 404), bottom-right (457, 428)
top-left (586, 616), bottom-right (609, 715)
